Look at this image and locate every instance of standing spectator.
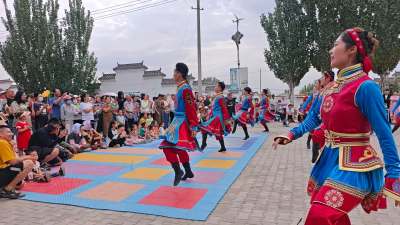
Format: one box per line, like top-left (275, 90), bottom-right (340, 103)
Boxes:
top-left (140, 94), bottom-right (152, 114)
top-left (0, 125), bottom-right (34, 199)
top-left (61, 95), bottom-right (78, 133)
top-left (226, 93), bottom-right (236, 117)
top-left (161, 95), bottom-right (170, 129)
top-left (4, 89), bottom-right (15, 128)
top-left (169, 94), bottom-right (176, 121)
top-left (48, 89), bottom-right (63, 119)
top-left (93, 96), bottom-right (103, 132)
top-left (32, 94), bottom-right (49, 130)
top-left (117, 91), bottom-right (125, 110)
top-left (116, 109), bottom-right (126, 126)
top-left (0, 89), bottom-right (7, 113)
top-left (383, 89), bottom-right (391, 109)
top-left (80, 94), bottom-right (94, 127)
top-left (11, 90), bottom-right (31, 125)
top-left (204, 95), bottom-right (211, 107)
top-left (124, 95), bottom-right (138, 130)
top-left (72, 95), bottom-right (82, 124)
top-left (101, 96), bottom-right (113, 138)
top-left (15, 112), bottom-right (32, 154)
top-left (154, 95), bottom-right (163, 125)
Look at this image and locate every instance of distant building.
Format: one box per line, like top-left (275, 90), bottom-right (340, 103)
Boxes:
top-left (98, 61), bottom-right (218, 97)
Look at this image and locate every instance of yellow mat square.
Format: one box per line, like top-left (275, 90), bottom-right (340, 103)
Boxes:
top-left (121, 168), bottom-right (170, 180)
top-left (195, 159), bottom-right (237, 169)
top-left (72, 153), bottom-right (148, 164)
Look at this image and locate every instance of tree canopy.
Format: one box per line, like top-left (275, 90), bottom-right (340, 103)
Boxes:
top-left (0, 0), bottom-right (98, 94)
top-left (261, 0), bottom-right (310, 103)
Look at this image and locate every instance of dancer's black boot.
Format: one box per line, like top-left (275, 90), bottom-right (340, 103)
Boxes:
top-left (311, 143), bottom-right (320, 163)
top-left (232, 120), bottom-right (238, 134)
top-left (261, 122), bottom-right (269, 132)
top-left (181, 162), bottom-right (194, 181)
top-left (306, 134), bottom-right (312, 149)
top-left (200, 133), bottom-right (207, 151)
top-left (171, 163), bottom-right (184, 186)
top-left (218, 138), bottom-right (227, 152)
top-left (392, 125), bottom-right (399, 133)
top-left (242, 124), bottom-right (249, 140)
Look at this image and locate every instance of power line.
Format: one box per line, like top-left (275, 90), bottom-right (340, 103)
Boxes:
top-left (92, 0), bottom-right (153, 15)
top-left (93, 0), bottom-right (179, 20)
top-left (92, 0), bottom-right (145, 13)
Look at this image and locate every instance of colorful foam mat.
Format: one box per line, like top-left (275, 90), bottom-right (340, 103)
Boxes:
top-left (21, 132), bottom-right (268, 220)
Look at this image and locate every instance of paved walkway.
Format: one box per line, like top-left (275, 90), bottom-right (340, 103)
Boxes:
top-left (0, 123), bottom-right (398, 225)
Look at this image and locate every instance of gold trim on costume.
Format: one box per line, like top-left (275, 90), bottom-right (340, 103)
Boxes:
top-left (338, 146), bottom-right (383, 172)
top-left (383, 188), bottom-right (400, 202)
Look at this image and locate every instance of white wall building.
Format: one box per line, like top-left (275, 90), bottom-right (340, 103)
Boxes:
top-left (98, 61), bottom-right (218, 97)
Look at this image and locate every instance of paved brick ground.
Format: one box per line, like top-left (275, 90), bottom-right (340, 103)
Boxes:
top-left (0, 123), bottom-right (398, 225)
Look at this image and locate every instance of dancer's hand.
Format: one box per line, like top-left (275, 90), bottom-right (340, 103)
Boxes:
top-left (272, 137), bottom-right (290, 150)
top-left (191, 130), bottom-right (197, 137)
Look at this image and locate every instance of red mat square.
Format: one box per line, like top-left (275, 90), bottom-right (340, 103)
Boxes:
top-left (139, 186), bottom-right (207, 209)
top-left (184, 171), bottom-right (224, 184)
top-left (151, 158), bottom-right (170, 166)
top-left (22, 177), bottom-right (91, 195)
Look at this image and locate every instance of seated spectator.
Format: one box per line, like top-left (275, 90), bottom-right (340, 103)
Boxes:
top-left (108, 121), bottom-right (118, 141)
top-left (67, 123), bottom-right (91, 153)
top-left (125, 124), bottom-right (145, 145)
top-left (0, 125), bottom-right (34, 199)
top-left (25, 150), bottom-right (51, 183)
top-left (15, 112), bottom-right (32, 154)
top-left (81, 120), bottom-right (104, 150)
top-left (150, 121), bottom-right (161, 139)
top-left (139, 122), bottom-right (146, 138)
top-left (109, 124), bottom-right (127, 147)
top-left (28, 118), bottom-right (68, 167)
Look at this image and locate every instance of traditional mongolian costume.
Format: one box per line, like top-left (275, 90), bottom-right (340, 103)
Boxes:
top-left (200, 92), bottom-right (231, 152)
top-left (276, 62), bottom-right (400, 225)
top-left (258, 95), bottom-right (274, 132)
top-left (159, 80), bottom-right (199, 185)
top-left (232, 94), bottom-right (254, 140)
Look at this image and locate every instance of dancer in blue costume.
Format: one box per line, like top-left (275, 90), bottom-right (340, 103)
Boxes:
top-left (199, 82), bottom-right (232, 152)
top-left (273, 27), bottom-right (400, 225)
top-left (232, 87), bottom-right (254, 140)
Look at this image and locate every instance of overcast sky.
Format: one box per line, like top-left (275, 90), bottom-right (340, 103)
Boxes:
top-left (0, 0), bottom-right (398, 94)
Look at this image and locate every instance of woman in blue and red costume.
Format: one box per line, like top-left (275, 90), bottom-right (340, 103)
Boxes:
top-left (273, 27), bottom-right (400, 225)
top-left (258, 89), bottom-right (274, 132)
top-left (309, 71), bottom-right (335, 163)
top-left (200, 81), bottom-right (232, 152)
top-left (232, 87), bottom-right (254, 140)
top-left (159, 63), bottom-right (199, 186)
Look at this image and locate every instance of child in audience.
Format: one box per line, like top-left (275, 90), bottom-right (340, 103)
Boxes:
top-left (67, 123), bottom-right (91, 153)
top-left (109, 124), bottom-right (128, 147)
top-left (116, 109), bottom-right (126, 126)
top-left (150, 122), bottom-right (161, 139)
top-left (15, 112), bottom-right (32, 154)
top-left (139, 122), bottom-right (146, 138)
top-left (26, 151), bottom-right (65, 183)
top-left (125, 124), bottom-right (145, 145)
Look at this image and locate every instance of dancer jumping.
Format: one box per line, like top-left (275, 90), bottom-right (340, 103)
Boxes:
top-left (199, 82), bottom-right (231, 152)
top-left (159, 63), bottom-right (199, 186)
top-left (273, 27), bottom-right (400, 225)
top-left (232, 87), bottom-right (254, 140)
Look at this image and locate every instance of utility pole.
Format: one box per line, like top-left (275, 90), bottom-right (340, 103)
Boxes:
top-left (232, 15), bottom-right (244, 69)
top-left (192, 0), bottom-right (204, 95)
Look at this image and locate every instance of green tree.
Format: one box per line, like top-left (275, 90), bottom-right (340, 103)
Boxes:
top-left (303, 0), bottom-right (400, 86)
top-left (299, 83), bottom-right (314, 95)
top-left (261, 0), bottom-right (310, 103)
top-left (0, 0), bottom-right (98, 94)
